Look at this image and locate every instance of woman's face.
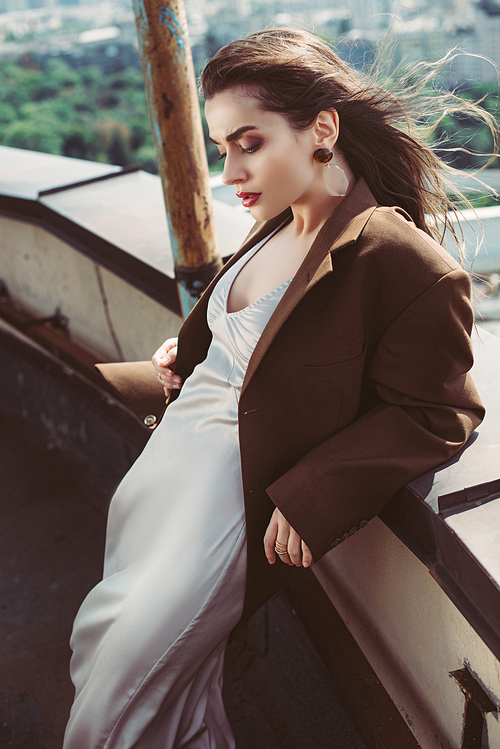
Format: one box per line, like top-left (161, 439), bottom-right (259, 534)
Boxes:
top-left (205, 86), bottom-right (322, 221)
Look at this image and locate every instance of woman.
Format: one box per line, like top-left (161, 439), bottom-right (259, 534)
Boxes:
top-left (64, 28), bottom-right (490, 749)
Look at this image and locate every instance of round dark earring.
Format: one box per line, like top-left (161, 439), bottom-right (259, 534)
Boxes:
top-left (314, 148), bottom-right (333, 164)
top-left (313, 147), bottom-right (348, 197)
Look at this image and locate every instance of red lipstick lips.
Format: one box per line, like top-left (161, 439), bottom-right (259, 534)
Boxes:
top-left (236, 192), bottom-right (261, 208)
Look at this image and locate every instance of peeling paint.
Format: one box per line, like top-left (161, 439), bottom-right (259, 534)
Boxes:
top-left (164, 208), bottom-right (181, 262)
top-left (131, 0), bottom-right (148, 38)
top-left (159, 6), bottom-right (185, 51)
top-left (152, 119), bottom-right (162, 150)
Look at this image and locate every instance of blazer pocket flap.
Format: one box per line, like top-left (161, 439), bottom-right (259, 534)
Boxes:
top-left (95, 361), bottom-right (166, 424)
top-left (301, 345), bottom-right (367, 386)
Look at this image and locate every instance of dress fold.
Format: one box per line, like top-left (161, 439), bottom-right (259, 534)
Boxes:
top-left (64, 231), bottom-right (291, 749)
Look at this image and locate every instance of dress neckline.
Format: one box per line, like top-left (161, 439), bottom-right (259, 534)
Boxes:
top-left (226, 277), bottom-right (292, 317)
top-left (225, 221), bottom-right (290, 316)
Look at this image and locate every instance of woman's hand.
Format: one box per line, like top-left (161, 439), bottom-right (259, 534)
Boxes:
top-left (152, 338), bottom-right (182, 399)
top-left (263, 508), bottom-right (313, 568)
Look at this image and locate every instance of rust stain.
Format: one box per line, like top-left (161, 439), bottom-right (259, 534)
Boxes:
top-left (162, 93), bottom-right (175, 119)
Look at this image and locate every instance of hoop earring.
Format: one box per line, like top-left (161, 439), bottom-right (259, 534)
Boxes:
top-left (313, 148), bottom-right (348, 197)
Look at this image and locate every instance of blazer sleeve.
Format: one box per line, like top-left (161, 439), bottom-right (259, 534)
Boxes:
top-left (266, 267), bottom-right (485, 562)
top-left (94, 360), bottom-right (167, 425)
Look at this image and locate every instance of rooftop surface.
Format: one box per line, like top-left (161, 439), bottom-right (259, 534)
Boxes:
top-left (0, 414), bottom-right (367, 749)
top-left (2, 146), bottom-right (500, 284)
top-left (0, 146), bottom-right (255, 279)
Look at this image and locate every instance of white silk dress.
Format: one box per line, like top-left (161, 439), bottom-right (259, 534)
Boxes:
top-left (64, 231), bottom-right (292, 749)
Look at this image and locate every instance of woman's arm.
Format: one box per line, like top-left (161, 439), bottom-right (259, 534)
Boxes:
top-left (265, 268), bottom-right (484, 565)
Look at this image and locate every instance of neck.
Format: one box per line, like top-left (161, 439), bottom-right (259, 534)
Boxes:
top-left (290, 194), bottom-right (344, 238)
top-left (289, 168), bottom-right (356, 237)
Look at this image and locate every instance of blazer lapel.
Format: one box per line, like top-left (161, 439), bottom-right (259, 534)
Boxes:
top-left (241, 178), bottom-right (378, 394)
top-left (173, 210), bottom-right (294, 383)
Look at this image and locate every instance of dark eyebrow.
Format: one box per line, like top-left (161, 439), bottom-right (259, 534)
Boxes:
top-left (209, 125), bottom-right (257, 145)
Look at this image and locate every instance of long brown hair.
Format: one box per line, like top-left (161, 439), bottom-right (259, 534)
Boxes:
top-left (200, 28), bottom-right (498, 251)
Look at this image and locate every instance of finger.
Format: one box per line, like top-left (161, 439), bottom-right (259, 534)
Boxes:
top-left (271, 508), bottom-right (293, 565)
top-left (165, 375), bottom-right (182, 389)
top-left (273, 536), bottom-right (293, 566)
top-left (160, 339), bottom-right (178, 359)
top-left (159, 337), bottom-right (177, 353)
top-left (152, 338), bottom-right (178, 368)
top-left (276, 550), bottom-right (294, 566)
top-left (301, 541), bottom-right (313, 568)
top-left (152, 344), bottom-right (165, 360)
top-left (155, 352), bottom-right (174, 370)
top-left (160, 346), bottom-right (178, 366)
top-left (287, 529), bottom-right (302, 566)
top-left (157, 370), bottom-right (182, 390)
top-left (263, 518), bottom-right (279, 565)
top-left (275, 535), bottom-right (293, 566)
top-left (152, 346), bottom-right (168, 367)
top-left (164, 337), bottom-right (178, 352)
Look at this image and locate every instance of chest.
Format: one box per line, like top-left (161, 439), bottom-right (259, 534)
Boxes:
top-left (226, 224), bottom-right (319, 314)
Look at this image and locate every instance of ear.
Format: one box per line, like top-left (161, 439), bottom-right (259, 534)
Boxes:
top-left (313, 110), bottom-right (340, 148)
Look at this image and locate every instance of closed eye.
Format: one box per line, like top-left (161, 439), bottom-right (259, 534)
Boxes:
top-left (242, 142), bottom-right (261, 154)
top-left (217, 141), bottom-right (261, 161)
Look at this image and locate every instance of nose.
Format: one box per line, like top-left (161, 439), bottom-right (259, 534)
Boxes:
top-left (221, 154), bottom-right (247, 187)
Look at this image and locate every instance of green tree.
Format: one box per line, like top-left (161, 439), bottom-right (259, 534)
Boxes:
top-left (0, 101), bottom-right (16, 126)
top-left (3, 116), bottom-right (64, 153)
top-left (432, 86), bottom-right (500, 170)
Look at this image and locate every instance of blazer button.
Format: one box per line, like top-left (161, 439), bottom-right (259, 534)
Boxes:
top-left (359, 520), bottom-right (368, 529)
top-left (144, 414), bottom-right (157, 429)
top-left (341, 533), bottom-right (349, 542)
top-left (331, 538), bottom-right (342, 547)
top-left (349, 526), bottom-right (359, 536)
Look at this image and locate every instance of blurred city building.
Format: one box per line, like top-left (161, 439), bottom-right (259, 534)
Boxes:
top-left (1, 0), bottom-right (500, 79)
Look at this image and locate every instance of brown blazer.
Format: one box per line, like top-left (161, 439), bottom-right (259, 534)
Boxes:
top-left (101, 178), bottom-right (484, 629)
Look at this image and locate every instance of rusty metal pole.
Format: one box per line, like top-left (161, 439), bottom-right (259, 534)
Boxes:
top-left (132, 0), bottom-right (222, 317)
